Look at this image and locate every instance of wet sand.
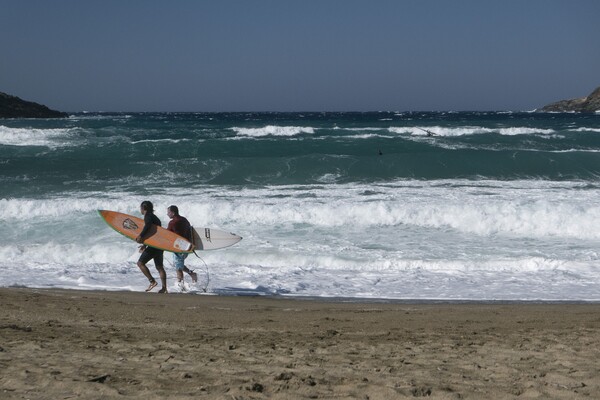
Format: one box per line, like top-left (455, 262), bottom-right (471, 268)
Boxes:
top-left (1, 288), bottom-right (599, 399)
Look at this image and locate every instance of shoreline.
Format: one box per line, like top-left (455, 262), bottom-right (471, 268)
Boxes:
top-left (2, 287), bottom-right (600, 399)
top-left (4, 286), bottom-right (600, 304)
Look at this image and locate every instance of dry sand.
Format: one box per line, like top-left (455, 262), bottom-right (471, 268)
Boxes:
top-left (1, 288), bottom-right (599, 399)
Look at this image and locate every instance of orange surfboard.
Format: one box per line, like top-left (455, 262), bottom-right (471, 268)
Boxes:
top-left (98, 210), bottom-right (193, 253)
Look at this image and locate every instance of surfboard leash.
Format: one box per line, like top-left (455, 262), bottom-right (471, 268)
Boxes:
top-left (192, 250), bottom-right (210, 293)
top-left (189, 225), bottom-right (210, 292)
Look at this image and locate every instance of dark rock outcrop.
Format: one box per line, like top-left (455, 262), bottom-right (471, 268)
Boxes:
top-left (540, 86), bottom-right (600, 113)
top-left (0, 92), bottom-right (68, 118)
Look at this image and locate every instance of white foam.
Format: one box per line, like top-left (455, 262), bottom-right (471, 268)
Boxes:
top-left (231, 126), bottom-right (315, 137)
top-left (0, 125), bottom-right (75, 147)
top-left (2, 180), bottom-right (600, 300)
top-left (130, 138), bottom-right (191, 144)
top-left (0, 196), bottom-right (126, 220)
top-left (3, 180), bottom-right (599, 242)
top-left (165, 182), bottom-right (600, 240)
top-left (574, 127), bottom-right (600, 133)
top-left (387, 126), bottom-right (556, 137)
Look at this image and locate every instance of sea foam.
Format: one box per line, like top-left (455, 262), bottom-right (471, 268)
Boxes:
top-left (387, 126), bottom-right (556, 136)
top-left (0, 126), bottom-right (75, 147)
top-left (231, 126), bottom-right (316, 137)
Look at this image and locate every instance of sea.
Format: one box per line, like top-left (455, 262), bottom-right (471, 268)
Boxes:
top-left (1, 111), bottom-right (600, 301)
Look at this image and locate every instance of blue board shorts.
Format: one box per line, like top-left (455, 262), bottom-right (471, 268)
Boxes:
top-left (173, 253), bottom-right (189, 270)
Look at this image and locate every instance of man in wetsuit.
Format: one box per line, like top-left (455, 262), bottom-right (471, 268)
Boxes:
top-left (136, 200), bottom-right (168, 293)
top-left (166, 205), bottom-right (197, 287)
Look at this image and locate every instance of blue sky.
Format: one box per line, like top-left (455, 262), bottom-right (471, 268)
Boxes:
top-left (1, 0), bottom-right (598, 112)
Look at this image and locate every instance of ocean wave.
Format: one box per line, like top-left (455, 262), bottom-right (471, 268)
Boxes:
top-left (342, 133), bottom-right (386, 139)
top-left (387, 126), bottom-right (557, 136)
top-left (69, 114), bottom-right (134, 121)
top-left (0, 126), bottom-right (75, 147)
top-left (0, 196), bottom-right (140, 220)
top-left (2, 179), bottom-right (599, 300)
top-left (3, 181), bottom-right (600, 241)
top-left (574, 127), bottom-right (600, 133)
top-left (194, 199), bottom-right (600, 240)
top-left (0, 241), bottom-right (575, 275)
top-left (1, 241), bottom-right (597, 300)
top-left (130, 138), bottom-right (192, 144)
top-left (231, 125), bottom-right (316, 137)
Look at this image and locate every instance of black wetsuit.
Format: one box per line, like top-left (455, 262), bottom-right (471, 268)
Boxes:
top-left (138, 212), bottom-right (164, 266)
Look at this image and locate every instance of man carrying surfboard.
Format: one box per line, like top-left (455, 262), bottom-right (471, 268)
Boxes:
top-left (136, 201), bottom-right (168, 293)
top-left (166, 205), bottom-right (197, 288)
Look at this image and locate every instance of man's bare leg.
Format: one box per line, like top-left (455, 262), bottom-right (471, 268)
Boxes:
top-left (137, 261), bottom-right (157, 291)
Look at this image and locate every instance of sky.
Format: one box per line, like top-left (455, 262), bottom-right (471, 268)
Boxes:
top-left (1, 0), bottom-right (599, 112)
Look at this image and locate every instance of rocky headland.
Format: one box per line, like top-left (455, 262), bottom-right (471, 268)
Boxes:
top-left (540, 86), bottom-right (600, 113)
top-left (0, 91), bottom-right (68, 118)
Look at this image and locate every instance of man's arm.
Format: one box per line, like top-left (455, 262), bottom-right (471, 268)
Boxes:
top-left (136, 214), bottom-right (153, 243)
top-left (166, 219), bottom-right (175, 232)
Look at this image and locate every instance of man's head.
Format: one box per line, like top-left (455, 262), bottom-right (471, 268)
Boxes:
top-left (140, 200), bottom-right (154, 215)
top-left (167, 205), bottom-right (179, 219)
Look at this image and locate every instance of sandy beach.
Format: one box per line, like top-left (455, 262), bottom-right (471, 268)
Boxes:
top-left (1, 288), bottom-right (599, 399)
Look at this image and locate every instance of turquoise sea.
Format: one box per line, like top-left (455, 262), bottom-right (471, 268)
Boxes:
top-left (1, 111), bottom-right (600, 300)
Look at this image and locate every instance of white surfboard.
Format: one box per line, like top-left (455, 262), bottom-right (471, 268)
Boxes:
top-left (191, 227), bottom-right (242, 251)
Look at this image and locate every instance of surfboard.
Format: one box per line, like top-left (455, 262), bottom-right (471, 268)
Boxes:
top-left (191, 226), bottom-right (242, 250)
top-left (98, 210), bottom-right (194, 253)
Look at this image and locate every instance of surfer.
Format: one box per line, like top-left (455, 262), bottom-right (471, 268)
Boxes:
top-left (136, 201), bottom-right (168, 293)
top-left (418, 127), bottom-right (437, 137)
top-left (166, 205), bottom-right (198, 287)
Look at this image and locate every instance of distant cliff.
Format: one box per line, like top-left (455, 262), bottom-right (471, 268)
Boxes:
top-left (0, 92), bottom-right (68, 118)
top-left (540, 86), bottom-right (600, 113)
